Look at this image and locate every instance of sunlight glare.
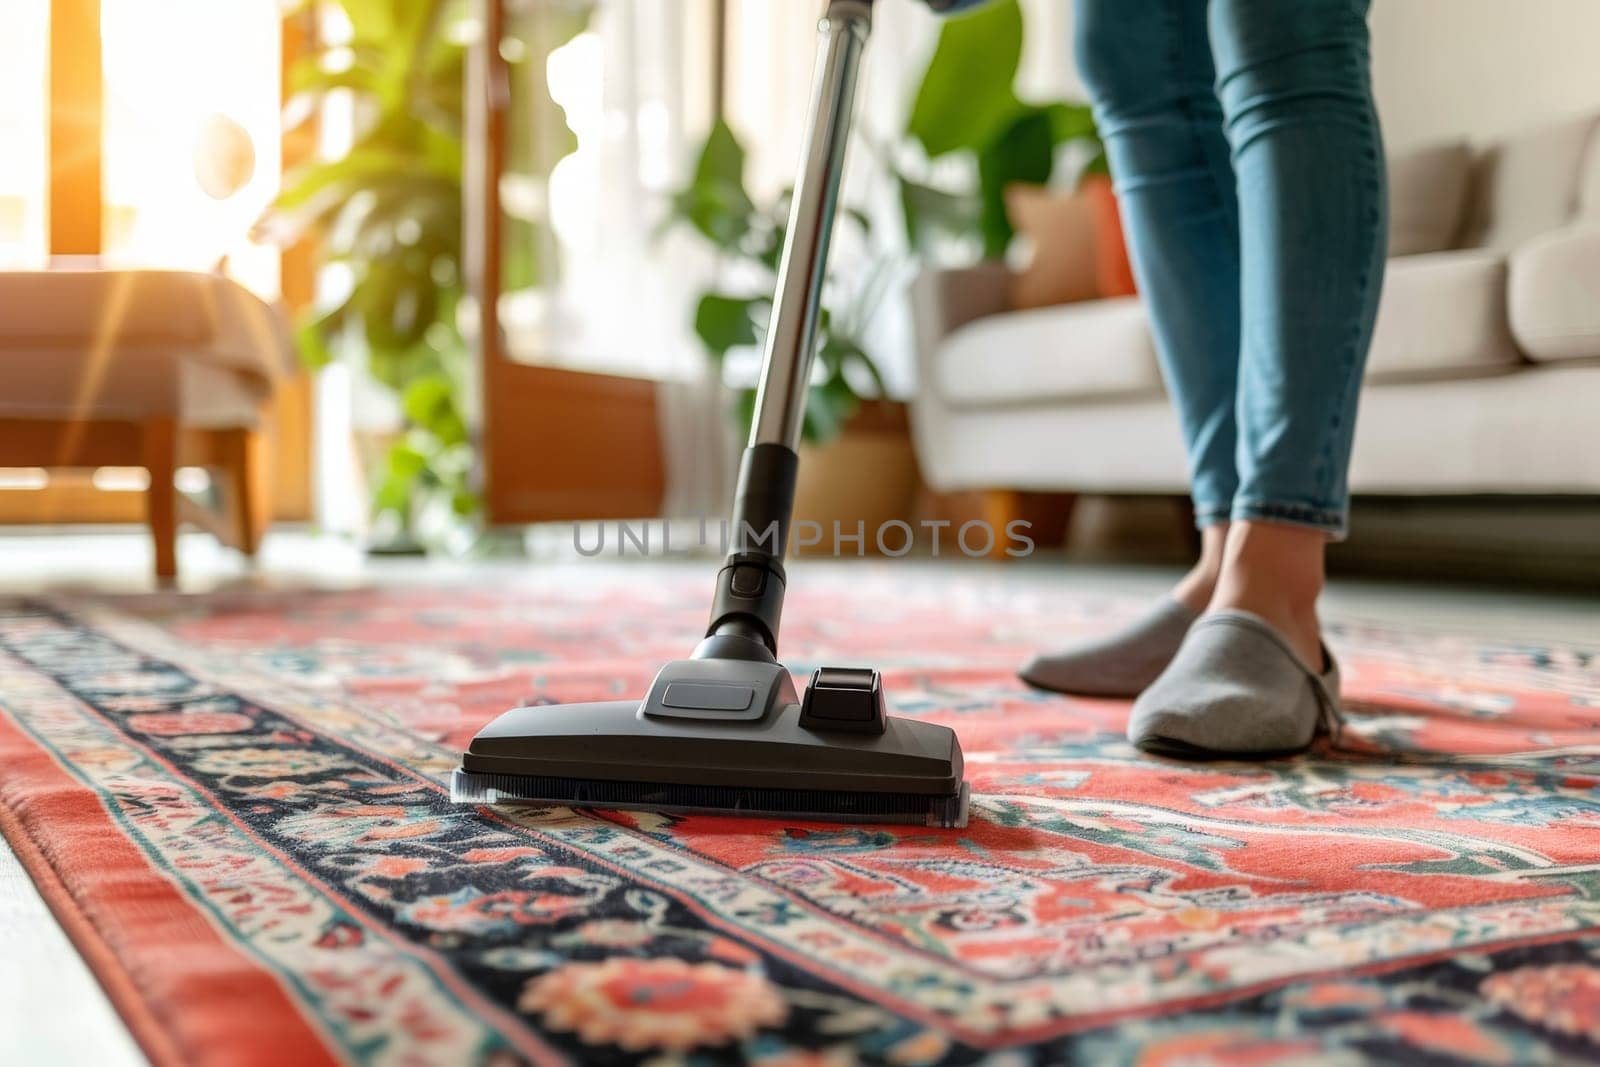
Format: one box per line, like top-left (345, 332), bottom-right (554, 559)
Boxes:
top-left (101, 0), bottom-right (280, 291)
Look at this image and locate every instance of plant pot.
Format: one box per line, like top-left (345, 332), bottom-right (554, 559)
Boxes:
top-left (791, 401), bottom-right (919, 557)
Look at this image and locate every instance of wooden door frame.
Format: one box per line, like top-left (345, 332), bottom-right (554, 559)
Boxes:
top-left (467, 0), bottom-right (666, 526)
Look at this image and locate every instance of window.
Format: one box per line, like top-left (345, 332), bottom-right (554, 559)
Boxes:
top-left (0, 0), bottom-right (48, 267)
top-left (100, 0), bottom-right (282, 297)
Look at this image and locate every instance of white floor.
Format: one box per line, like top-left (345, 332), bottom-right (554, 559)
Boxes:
top-left (0, 529), bottom-right (1595, 1063)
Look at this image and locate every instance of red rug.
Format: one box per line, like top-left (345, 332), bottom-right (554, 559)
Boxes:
top-left (1, 568), bottom-right (1597, 1065)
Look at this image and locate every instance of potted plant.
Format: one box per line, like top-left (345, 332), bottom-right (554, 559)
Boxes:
top-left (895, 0), bottom-right (1107, 260)
top-left (666, 121), bottom-right (917, 554)
top-left (258, 0), bottom-right (588, 553)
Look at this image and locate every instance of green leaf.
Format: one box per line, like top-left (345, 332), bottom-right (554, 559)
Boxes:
top-left (286, 55), bottom-right (380, 97)
top-left (826, 336), bottom-right (889, 399)
top-left (671, 120), bottom-right (756, 252)
top-left (802, 374), bottom-right (859, 445)
top-left (293, 293), bottom-right (355, 369)
top-left (1043, 101), bottom-right (1098, 144)
top-left (401, 374), bottom-right (468, 447)
top-left (501, 217), bottom-right (549, 292)
top-left (278, 146), bottom-right (455, 212)
top-left (356, 259), bottom-right (438, 352)
top-left (374, 440), bottom-right (428, 517)
top-left (898, 175), bottom-right (980, 254)
top-left (906, 0), bottom-right (1024, 157)
top-left (695, 118), bottom-right (746, 188)
top-left (693, 293), bottom-right (761, 357)
top-left (293, 316), bottom-right (337, 370)
top-left (388, 442), bottom-right (428, 479)
top-left (976, 107), bottom-right (1056, 257)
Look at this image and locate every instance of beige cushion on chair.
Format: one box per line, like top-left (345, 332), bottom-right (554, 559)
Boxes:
top-left (0, 270), bottom-right (295, 426)
top-left (1386, 140), bottom-right (1472, 256)
top-left (935, 296), bottom-right (1162, 408)
top-left (1366, 250), bottom-right (1524, 381)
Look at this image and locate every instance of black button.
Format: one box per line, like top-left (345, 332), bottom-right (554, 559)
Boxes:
top-left (799, 666), bottom-right (887, 734)
top-left (729, 565), bottom-right (765, 597)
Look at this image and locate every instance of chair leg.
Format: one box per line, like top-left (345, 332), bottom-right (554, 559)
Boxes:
top-left (979, 489), bottom-right (1023, 561)
top-left (219, 427), bottom-right (272, 557)
top-left (143, 418), bottom-right (178, 580)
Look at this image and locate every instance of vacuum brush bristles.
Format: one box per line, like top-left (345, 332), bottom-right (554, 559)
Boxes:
top-left (449, 686), bottom-right (969, 829)
top-left (449, 770), bottom-right (970, 828)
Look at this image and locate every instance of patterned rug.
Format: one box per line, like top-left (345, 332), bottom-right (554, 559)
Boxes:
top-left (1, 567), bottom-right (1598, 1065)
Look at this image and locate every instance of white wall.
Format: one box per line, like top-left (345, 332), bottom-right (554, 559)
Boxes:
top-left (1013, 0), bottom-right (1600, 150)
top-left (1369, 0), bottom-right (1600, 148)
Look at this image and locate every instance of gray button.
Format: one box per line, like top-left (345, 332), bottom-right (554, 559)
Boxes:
top-left (661, 682), bottom-right (755, 712)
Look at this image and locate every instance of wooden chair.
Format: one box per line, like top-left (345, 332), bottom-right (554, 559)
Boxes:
top-left (0, 270), bottom-right (297, 579)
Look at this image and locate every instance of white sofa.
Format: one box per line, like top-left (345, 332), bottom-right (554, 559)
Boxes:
top-left (909, 114), bottom-right (1600, 506)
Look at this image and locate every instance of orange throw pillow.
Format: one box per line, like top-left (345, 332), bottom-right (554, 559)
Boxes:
top-left (1003, 182), bottom-right (1099, 311)
top-left (1081, 173), bottom-right (1137, 297)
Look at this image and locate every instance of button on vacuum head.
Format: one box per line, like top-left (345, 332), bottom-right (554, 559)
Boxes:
top-left (799, 667), bottom-right (887, 734)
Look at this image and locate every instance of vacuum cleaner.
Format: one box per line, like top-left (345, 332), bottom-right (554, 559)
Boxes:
top-left (451, 0), bottom-right (968, 828)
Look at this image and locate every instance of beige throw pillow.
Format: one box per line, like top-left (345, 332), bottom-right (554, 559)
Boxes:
top-left (1387, 140), bottom-right (1472, 256)
top-left (1004, 183), bottom-right (1100, 311)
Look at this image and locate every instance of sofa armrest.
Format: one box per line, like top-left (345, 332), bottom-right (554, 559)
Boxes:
top-left (908, 262), bottom-right (1013, 364)
top-left (1508, 224), bottom-right (1600, 363)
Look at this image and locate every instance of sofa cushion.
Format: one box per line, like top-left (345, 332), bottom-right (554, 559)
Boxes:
top-left (1509, 225), bottom-right (1600, 363)
top-left (935, 296), bottom-right (1161, 408)
top-left (1366, 250), bottom-right (1523, 381)
top-left (1460, 113), bottom-right (1598, 252)
top-left (1387, 140), bottom-right (1472, 256)
top-left (1004, 183), bottom-right (1100, 311)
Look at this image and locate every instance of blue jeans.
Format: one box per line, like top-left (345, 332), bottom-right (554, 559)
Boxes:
top-left (1075, 0), bottom-right (1388, 538)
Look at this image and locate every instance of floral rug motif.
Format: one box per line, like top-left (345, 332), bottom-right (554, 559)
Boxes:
top-left (1, 568), bottom-right (1598, 1065)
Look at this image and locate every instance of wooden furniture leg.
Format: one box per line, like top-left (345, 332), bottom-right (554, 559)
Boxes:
top-left (1010, 491), bottom-right (1077, 553)
top-left (219, 427), bottom-right (272, 557)
top-left (1173, 495), bottom-right (1203, 558)
top-left (142, 418), bottom-right (178, 580)
top-left (979, 489), bottom-right (1023, 561)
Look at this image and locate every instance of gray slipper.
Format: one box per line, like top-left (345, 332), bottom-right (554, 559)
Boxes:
top-left (1019, 596), bottom-right (1198, 697)
top-left (1127, 609), bottom-right (1343, 759)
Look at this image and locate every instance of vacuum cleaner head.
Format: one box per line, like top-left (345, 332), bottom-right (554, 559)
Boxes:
top-left (452, 661), bottom-right (969, 828)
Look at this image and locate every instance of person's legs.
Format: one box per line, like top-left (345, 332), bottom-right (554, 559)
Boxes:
top-left (1020, 0), bottom-right (1241, 696)
top-left (1130, 0), bottom-right (1387, 756)
top-left (1205, 0), bottom-right (1388, 666)
top-left (1076, 0), bottom-right (1242, 582)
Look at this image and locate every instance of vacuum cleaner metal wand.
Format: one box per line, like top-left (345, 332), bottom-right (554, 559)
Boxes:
top-left (452, 0), bottom-right (969, 829)
top-left (704, 0), bottom-right (873, 657)
top-left (751, 0), bottom-right (871, 453)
